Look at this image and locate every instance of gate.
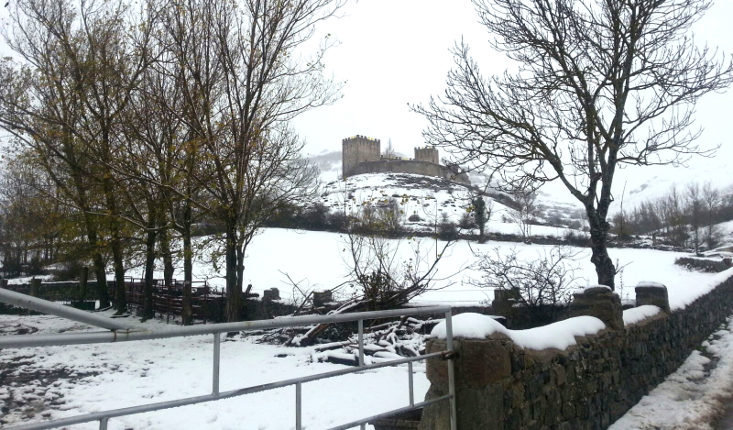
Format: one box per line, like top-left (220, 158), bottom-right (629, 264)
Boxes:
top-left (0, 287), bottom-right (457, 430)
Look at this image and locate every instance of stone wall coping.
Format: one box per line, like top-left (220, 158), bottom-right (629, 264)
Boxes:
top-left (431, 312), bottom-right (605, 351)
top-left (622, 304), bottom-right (663, 326)
top-left (635, 281), bottom-right (667, 290)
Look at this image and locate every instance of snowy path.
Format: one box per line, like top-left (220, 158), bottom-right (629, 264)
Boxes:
top-left (718, 407), bottom-right (733, 430)
top-left (610, 316), bottom-right (733, 430)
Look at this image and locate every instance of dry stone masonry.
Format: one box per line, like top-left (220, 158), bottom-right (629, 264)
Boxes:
top-left (420, 274), bottom-right (733, 429)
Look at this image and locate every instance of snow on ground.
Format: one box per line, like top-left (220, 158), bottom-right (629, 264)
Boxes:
top-left (4, 305), bottom-right (733, 429)
top-left (0, 312), bottom-right (429, 429)
top-left (610, 316), bottom-right (733, 430)
top-left (128, 228), bottom-right (733, 311)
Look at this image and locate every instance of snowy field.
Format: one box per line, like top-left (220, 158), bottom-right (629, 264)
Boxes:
top-left (4, 227), bottom-right (733, 428)
top-left (127, 227), bottom-right (733, 311)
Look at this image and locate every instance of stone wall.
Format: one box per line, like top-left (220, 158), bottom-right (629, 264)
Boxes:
top-left (342, 135), bottom-right (381, 177)
top-left (348, 159), bottom-right (470, 184)
top-left (415, 147), bottom-right (439, 164)
top-left (420, 274), bottom-right (733, 429)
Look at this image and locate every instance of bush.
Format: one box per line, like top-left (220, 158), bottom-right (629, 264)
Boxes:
top-left (438, 213), bottom-right (458, 240)
top-left (459, 212), bottom-right (477, 229)
top-left (476, 246), bottom-right (577, 315)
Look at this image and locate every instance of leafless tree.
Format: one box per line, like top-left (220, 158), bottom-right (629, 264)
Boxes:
top-left (686, 183), bottom-right (703, 253)
top-left (476, 246), bottom-right (578, 310)
top-left (344, 207), bottom-right (453, 311)
top-left (414, 0), bottom-right (733, 289)
top-left (0, 0), bottom-right (155, 309)
top-left (702, 182), bottom-right (721, 250)
top-left (511, 190), bottom-right (537, 241)
top-left (159, 0), bottom-right (343, 321)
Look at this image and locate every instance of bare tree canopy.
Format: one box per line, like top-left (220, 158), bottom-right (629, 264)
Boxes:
top-left (415, 0), bottom-right (733, 288)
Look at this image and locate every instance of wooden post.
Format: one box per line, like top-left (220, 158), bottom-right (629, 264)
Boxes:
top-left (79, 267), bottom-right (89, 301)
top-left (30, 278), bottom-right (41, 297)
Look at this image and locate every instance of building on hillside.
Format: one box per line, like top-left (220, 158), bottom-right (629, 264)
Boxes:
top-left (341, 135), bottom-right (470, 184)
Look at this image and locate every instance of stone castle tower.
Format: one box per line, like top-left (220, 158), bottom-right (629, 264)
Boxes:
top-left (341, 135), bottom-right (470, 184)
top-left (414, 146), bottom-right (439, 164)
top-left (342, 135), bottom-right (380, 178)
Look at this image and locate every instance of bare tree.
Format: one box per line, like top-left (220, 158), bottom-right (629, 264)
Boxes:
top-left (511, 190), bottom-right (537, 241)
top-left (476, 246), bottom-right (577, 311)
top-left (415, 0), bottom-right (733, 289)
top-left (159, 0), bottom-right (342, 321)
top-left (344, 210), bottom-right (452, 311)
top-left (686, 183), bottom-right (703, 253)
top-left (0, 0), bottom-right (154, 308)
top-left (702, 182), bottom-right (721, 250)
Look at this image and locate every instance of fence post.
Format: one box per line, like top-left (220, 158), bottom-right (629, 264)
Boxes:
top-left (358, 319), bottom-right (365, 366)
top-left (212, 333), bottom-right (221, 395)
top-left (295, 382), bottom-right (302, 430)
top-left (445, 310), bottom-right (457, 430)
top-left (30, 278), bottom-right (41, 297)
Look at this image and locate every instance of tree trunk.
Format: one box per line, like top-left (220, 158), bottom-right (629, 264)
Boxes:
top-left (81, 215), bottom-right (111, 308)
top-left (225, 225), bottom-right (241, 322)
top-left (181, 203), bottom-right (193, 325)
top-left (79, 266), bottom-right (88, 301)
top-left (160, 226), bottom-right (174, 287)
top-left (586, 208), bottom-right (616, 289)
top-left (236, 244), bottom-right (246, 319)
top-left (142, 204), bottom-right (157, 321)
top-left (103, 177), bottom-right (127, 314)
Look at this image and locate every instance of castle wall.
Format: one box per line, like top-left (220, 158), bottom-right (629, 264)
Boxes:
top-left (414, 147), bottom-right (439, 164)
top-left (348, 159), bottom-right (470, 184)
top-left (342, 136), bottom-right (380, 177)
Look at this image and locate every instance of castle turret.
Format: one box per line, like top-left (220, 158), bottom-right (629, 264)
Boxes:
top-left (414, 146), bottom-right (439, 165)
top-left (342, 135), bottom-right (380, 178)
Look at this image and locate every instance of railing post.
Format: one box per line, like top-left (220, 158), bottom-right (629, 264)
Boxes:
top-left (295, 382), bottom-right (302, 430)
top-left (408, 361), bottom-right (414, 406)
top-left (212, 333), bottom-right (221, 395)
top-left (445, 309), bottom-right (457, 430)
top-left (357, 319), bottom-right (364, 366)
top-left (99, 417), bottom-right (108, 430)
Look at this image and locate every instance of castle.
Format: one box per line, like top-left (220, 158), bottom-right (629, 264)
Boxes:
top-left (341, 135), bottom-right (470, 184)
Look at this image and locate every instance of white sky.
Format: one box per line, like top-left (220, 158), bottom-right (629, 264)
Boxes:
top-left (294, 0), bottom-right (733, 204)
top-left (1, 1), bottom-right (731, 205)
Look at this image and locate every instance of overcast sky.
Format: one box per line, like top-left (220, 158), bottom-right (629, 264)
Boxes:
top-left (1, 1), bottom-right (731, 204)
top-left (294, 0), bottom-right (733, 203)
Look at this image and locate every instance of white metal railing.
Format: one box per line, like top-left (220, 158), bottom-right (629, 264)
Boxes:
top-left (0, 287), bottom-right (457, 430)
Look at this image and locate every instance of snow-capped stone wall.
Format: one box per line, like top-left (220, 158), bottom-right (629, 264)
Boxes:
top-left (419, 273), bottom-right (733, 430)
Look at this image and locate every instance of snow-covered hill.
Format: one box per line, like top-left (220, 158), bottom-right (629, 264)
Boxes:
top-left (317, 172), bottom-right (512, 232)
top-left (309, 151), bottom-right (589, 231)
top-left (314, 172), bottom-right (586, 239)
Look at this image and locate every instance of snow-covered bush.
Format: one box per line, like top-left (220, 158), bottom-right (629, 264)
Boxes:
top-left (476, 246), bottom-right (578, 311)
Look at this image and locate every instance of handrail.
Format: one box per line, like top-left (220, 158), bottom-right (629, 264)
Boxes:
top-left (0, 289), bottom-right (457, 430)
top-left (0, 287), bottom-right (135, 331)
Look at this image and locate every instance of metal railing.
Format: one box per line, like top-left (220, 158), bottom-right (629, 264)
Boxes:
top-left (0, 287), bottom-right (457, 430)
